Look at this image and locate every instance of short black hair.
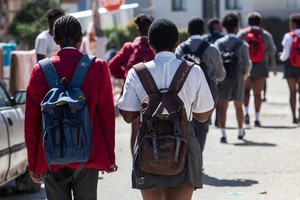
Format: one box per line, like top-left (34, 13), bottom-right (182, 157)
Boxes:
top-left (247, 12), bottom-right (262, 26)
top-left (290, 13), bottom-right (300, 28)
top-left (148, 18), bottom-right (178, 52)
top-left (47, 8), bottom-right (65, 27)
top-left (54, 15), bottom-right (82, 46)
top-left (188, 17), bottom-right (204, 35)
top-left (222, 13), bottom-right (239, 33)
top-left (208, 18), bottom-right (221, 33)
top-left (134, 13), bottom-right (153, 35)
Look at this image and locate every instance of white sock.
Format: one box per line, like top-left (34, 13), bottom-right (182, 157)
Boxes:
top-left (255, 112), bottom-right (260, 121)
top-left (238, 128), bottom-right (244, 136)
top-left (244, 107), bottom-right (249, 115)
top-left (221, 128), bottom-right (226, 138)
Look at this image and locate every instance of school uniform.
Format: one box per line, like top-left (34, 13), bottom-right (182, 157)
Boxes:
top-left (118, 51), bottom-right (214, 190)
top-left (214, 34), bottom-right (252, 101)
top-left (26, 48), bottom-right (115, 174)
top-left (238, 26), bottom-right (277, 77)
top-left (280, 29), bottom-right (300, 78)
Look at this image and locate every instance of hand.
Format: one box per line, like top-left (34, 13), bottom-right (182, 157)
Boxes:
top-left (277, 52), bottom-right (282, 59)
top-left (29, 171), bottom-right (42, 184)
top-left (243, 75), bottom-right (249, 81)
top-left (101, 164), bottom-right (118, 174)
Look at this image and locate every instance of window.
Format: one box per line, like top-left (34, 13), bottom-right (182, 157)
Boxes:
top-left (226, 0), bottom-right (242, 10)
top-left (0, 85), bottom-right (9, 107)
top-left (172, 0), bottom-right (187, 11)
top-left (285, 0), bottom-right (300, 9)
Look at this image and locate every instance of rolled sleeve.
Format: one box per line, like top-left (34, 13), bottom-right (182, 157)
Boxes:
top-left (118, 68), bottom-right (142, 112)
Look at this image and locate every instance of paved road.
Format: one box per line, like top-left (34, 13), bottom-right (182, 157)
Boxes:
top-left (1, 72), bottom-right (300, 200)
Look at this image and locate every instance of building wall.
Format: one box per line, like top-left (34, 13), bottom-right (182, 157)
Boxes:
top-left (253, 0), bottom-right (298, 19)
top-left (153, 0), bottom-right (202, 28)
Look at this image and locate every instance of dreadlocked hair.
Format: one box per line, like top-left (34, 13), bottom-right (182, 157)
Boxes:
top-left (54, 15), bottom-right (82, 45)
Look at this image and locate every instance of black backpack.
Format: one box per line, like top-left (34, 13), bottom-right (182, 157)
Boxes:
top-left (219, 41), bottom-right (242, 81)
top-left (133, 60), bottom-right (193, 176)
top-left (180, 41), bottom-right (217, 100)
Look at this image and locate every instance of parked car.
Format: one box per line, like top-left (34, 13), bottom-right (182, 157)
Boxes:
top-left (0, 82), bottom-right (39, 192)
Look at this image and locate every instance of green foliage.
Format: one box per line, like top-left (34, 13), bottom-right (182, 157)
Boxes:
top-left (8, 0), bottom-right (61, 49)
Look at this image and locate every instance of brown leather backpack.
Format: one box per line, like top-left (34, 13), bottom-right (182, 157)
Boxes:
top-left (133, 60), bottom-right (193, 175)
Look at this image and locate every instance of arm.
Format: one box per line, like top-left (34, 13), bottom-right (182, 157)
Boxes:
top-left (96, 60), bottom-right (116, 165)
top-left (279, 33), bottom-right (293, 62)
top-left (24, 66), bottom-right (42, 173)
top-left (108, 43), bottom-right (133, 79)
top-left (264, 31), bottom-right (277, 74)
top-left (119, 109), bottom-right (139, 123)
top-left (206, 46), bottom-right (226, 82)
top-left (193, 109), bottom-right (213, 122)
top-left (241, 43), bottom-right (252, 76)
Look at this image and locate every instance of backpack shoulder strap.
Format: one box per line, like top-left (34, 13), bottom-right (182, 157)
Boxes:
top-left (39, 58), bottom-right (60, 89)
top-left (71, 55), bottom-right (96, 88)
top-left (195, 41), bottom-right (210, 57)
top-left (180, 43), bottom-right (193, 55)
top-left (133, 63), bottom-right (159, 94)
top-left (169, 60), bottom-right (194, 93)
top-left (231, 40), bottom-right (243, 52)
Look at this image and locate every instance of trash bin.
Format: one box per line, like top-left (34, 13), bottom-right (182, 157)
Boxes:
top-left (0, 43), bottom-right (16, 87)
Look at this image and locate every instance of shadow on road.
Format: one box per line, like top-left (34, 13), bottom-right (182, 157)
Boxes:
top-left (259, 125), bottom-right (299, 129)
top-left (203, 173), bottom-right (259, 187)
top-left (232, 139), bottom-right (277, 147)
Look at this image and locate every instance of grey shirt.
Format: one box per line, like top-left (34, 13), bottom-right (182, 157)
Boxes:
top-left (175, 36), bottom-right (226, 84)
top-left (214, 34), bottom-right (252, 76)
top-left (237, 26), bottom-right (276, 71)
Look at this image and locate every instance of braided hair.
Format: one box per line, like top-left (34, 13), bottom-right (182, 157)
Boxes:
top-left (54, 15), bottom-right (83, 47)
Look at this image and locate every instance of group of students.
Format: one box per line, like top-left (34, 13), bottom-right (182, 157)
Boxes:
top-left (25, 7), bottom-right (300, 200)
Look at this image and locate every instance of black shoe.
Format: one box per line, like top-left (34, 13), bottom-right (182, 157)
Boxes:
top-left (220, 137), bottom-right (227, 143)
top-left (293, 117), bottom-right (298, 124)
top-left (254, 120), bottom-right (261, 127)
top-left (244, 114), bottom-right (250, 125)
top-left (238, 130), bottom-right (246, 140)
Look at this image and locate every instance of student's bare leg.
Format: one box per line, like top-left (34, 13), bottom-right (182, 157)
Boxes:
top-left (218, 99), bottom-right (229, 142)
top-left (287, 78), bottom-right (298, 123)
top-left (141, 188), bottom-right (165, 200)
top-left (234, 100), bottom-right (244, 129)
top-left (243, 77), bottom-right (251, 124)
top-left (252, 77), bottom-right (266, 125)
top-left (164, 184), bottom-right (194, 200)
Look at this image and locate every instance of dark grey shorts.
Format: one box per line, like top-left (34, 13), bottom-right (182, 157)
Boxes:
top-left (218, 72), bottom-right (245, 101)
top-left (250, 61), bottom-right (269, 77)
top-left (132, 124), bottom-right (203, 190)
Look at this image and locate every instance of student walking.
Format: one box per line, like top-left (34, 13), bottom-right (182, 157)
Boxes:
top-left (279, 13), bottom-right (300, 124)
top-left (203, 18), bottom-right (224, 44)
top-left (237, 12), bottom-right (277, 127)
top-left (118, 18), bottom-right (214, 200)
top-left (175, 17), bottom-right (225, 154)
top-left (35, 8), bottom-right (64, 61)
top-left (25, 15), bottom-right (116, 200)
top-left (108, 13), bottom-right (154, 155)
top-left (214, 13), bottom-right (252, 143)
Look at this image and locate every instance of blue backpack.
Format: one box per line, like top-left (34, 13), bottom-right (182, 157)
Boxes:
top-left (39, 55), bottom-right (95, 174)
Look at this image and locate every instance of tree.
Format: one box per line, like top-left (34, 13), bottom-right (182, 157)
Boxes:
top-left (8, 0), bottom-right (61, 49)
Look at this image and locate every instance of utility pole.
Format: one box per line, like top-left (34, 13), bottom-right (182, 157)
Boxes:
top-left (91, 0), bottom-right (103, 36)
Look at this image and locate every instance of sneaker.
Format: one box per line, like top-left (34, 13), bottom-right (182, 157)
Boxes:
top-left (238, 130), bottom-right (246, 140)
top-left (244, 114), bottom-right (250, 125)
top-left (254, 120), bottom-right (261, 127)
top-left (220, 137), bottom-right (227, 143)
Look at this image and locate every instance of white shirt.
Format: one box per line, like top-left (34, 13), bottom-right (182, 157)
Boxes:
top-left (35, 30), bottom-right (60, 58)
top-left (118, 51), bottom-right (214, 117)
top-left (280, 29), bottom-right (300, 61)
top-left (81, 36), bottom-right (108, 59)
